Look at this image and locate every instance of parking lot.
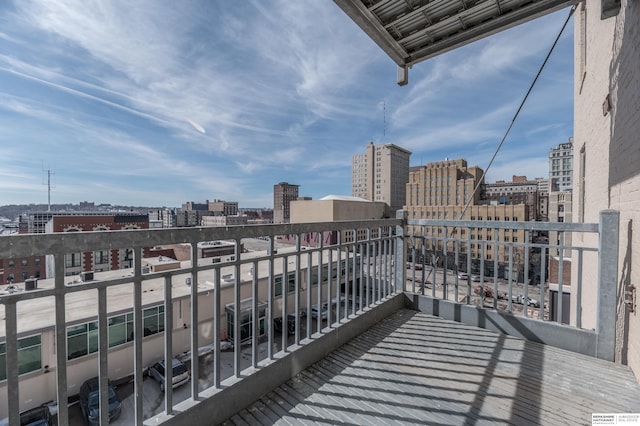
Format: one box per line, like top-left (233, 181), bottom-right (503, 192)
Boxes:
top-left (62, 314), bottom-right (333, 425)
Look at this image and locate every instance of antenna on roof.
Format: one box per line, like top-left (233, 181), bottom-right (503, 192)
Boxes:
top-left (42, 166), bottom-right (56, 211)
top-left (383, 101), bottom-right (386, 140)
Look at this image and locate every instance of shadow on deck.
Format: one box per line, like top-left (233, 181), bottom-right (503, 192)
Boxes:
top-left (223, 309), bottom-right (640, 425)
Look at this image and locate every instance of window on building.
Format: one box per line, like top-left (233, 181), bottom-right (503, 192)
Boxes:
top-left (0, 335), bottom-right (42, 380)
top-left (67, 306), bottom-right (164, 360)
top-left (275, 272), bottom-right (297, 296)
top-left (143, 305), bottom-right (165, 336)
top-left (8, 260), bottom-right (14, 268)
top-left (67, 322), bottom-right (98, 359)
top-left (65, 253), bottom-right (82, 268)
top-left (94, 250), bottom-right (109, 265)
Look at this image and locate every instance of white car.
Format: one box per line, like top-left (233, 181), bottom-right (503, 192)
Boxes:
top-left (311, 303), bottom-right (328, 320)
top-left (330, 296), bottom-right (346, 306)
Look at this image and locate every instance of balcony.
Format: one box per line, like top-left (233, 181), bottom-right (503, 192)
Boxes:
top-left (1, 212), bottom-right (639, 425)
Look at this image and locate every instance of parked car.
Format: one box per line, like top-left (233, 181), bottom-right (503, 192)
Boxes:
top-left (527, 297), bottom-right (540, 308)
top-left (311, 303), bottom-right (328, 320)
top-left (78, 377), bottom-right (122, 425)
top-left (274, 313), bottom-right (304, 335)
top-left (0, 405), bottom-right (54, 426)
top-left (406, 262), bottom-right (423, 270)
top-left (457, 273), bottom-right (469, 280)
top-left (148, 357), bottom-right (191, 391)
top-left (471, 275), bottom-right (482, 282)
top-left (330, 296), bottom-right (346, 306)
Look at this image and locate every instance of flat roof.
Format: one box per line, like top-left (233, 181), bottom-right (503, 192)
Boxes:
top-left (0, 247), bottom-right (352, 337)
top-left (334, 0), bottom-right (577, 84)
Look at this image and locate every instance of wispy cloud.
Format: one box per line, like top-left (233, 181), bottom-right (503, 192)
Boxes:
top-left (0, 1), bottom-right (574, 206)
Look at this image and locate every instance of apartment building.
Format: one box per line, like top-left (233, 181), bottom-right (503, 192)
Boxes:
top-left (482, 175), bottom-right (540, 221)
top-left (5, 212), bottom-right (149, 279)
top-left (208, 200), bottom-right (239, 217)
top-left (273, 182), bottom-right (299, 224)
top-left (405, 159), bottom-right (528, 278)
top-left (351, 142), bottom-right (411, 214)
top-left (536, 177), bottom-right (550, 220)
top-left (549, 138), bottom-right (573, 192)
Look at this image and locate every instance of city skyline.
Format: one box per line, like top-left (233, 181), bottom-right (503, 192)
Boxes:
top-left (0, 1), bottom-right (573, 208)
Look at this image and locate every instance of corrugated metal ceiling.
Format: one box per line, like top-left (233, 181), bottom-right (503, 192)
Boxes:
top-left (334, 0), bottom-right (578, 84)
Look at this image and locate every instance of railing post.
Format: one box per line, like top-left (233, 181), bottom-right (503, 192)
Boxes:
top-left (596, 209), bottom-right (620, 361)
top-left (395, 210), bottom-right (407, 293)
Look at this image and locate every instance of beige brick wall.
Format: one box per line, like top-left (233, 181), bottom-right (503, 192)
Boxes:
top-left (574, 0), bottom-right (640, 379)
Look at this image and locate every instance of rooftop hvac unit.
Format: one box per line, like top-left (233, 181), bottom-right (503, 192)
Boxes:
top-left (185, 277), bottom-right (192, 286)
top-left (142, 266), bottom-right (150, 274)
top-left (80, 271), bottom-right (94, 282)
top-left (25, 278), bottom-right (38, 291)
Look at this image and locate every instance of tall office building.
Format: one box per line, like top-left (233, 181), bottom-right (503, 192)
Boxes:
top-left (351, 142), bottom-right (411, 214)
top-left (273, 182), bottom-right (299, 224)
top-left (548, 139), bottom-right (574, 256)
top-left (549, 138), bottom-right (573, 192)
top-left (406, 159), bottom-right (528, 277)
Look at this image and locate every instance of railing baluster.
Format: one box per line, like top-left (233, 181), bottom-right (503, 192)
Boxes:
top-left (558, 232), bottom-right (565, 323)
top-left (5, 301), bottom-right (19, 426)
top-left (577, 249), bottom-right (584, 328)
top-left (54, 253), bottom-right (69, 425)
top-left (163, 275), bottom-right (174, 414)
top-left (268, 236), bottom-right (275, 360)
top-left (213, 267), bottom-right (221, 387)
top-left (540, 247), bottom-right (547, 321)
top-left (133, 248), bottom-right (144, 425)
top-left (98, 286), bottom-right (109, 426)
top-left (295, 234), bottom-right (301, 345)
top-left (191, 242), bottom-right (200, 396)
top-left (466, 227), bottom-right (472, 305)
top-left (251, 260), bottom-right (259, 368)
top-left (317, 233), bottom-right (323, 334)
top-left (508, 245), bottom-right (514, 313)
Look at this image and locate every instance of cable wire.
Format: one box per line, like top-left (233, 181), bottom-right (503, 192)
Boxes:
top-left (455, 5), bottom-right (577, 222)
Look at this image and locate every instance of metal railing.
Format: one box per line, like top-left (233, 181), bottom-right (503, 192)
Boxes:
top-left (0, 218), bottom-right (400, 425)
top-left (0, 210), bottom-right (621, 424)
top-left (404, 210), bottom-right (619, 360)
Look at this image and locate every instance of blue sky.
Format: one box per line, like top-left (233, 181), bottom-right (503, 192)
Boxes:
top-left (0, 1), bottom-right (574, 208)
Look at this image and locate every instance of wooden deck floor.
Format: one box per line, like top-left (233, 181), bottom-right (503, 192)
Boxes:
top-left (223, 309), bottom-right (640, 425)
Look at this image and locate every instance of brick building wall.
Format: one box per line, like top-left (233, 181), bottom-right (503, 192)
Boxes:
top-left (574, 0), bottom-right (640, 376)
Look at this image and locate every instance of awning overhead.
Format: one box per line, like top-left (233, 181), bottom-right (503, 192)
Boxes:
top-left (334, 0), bottom-right (578, 85)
